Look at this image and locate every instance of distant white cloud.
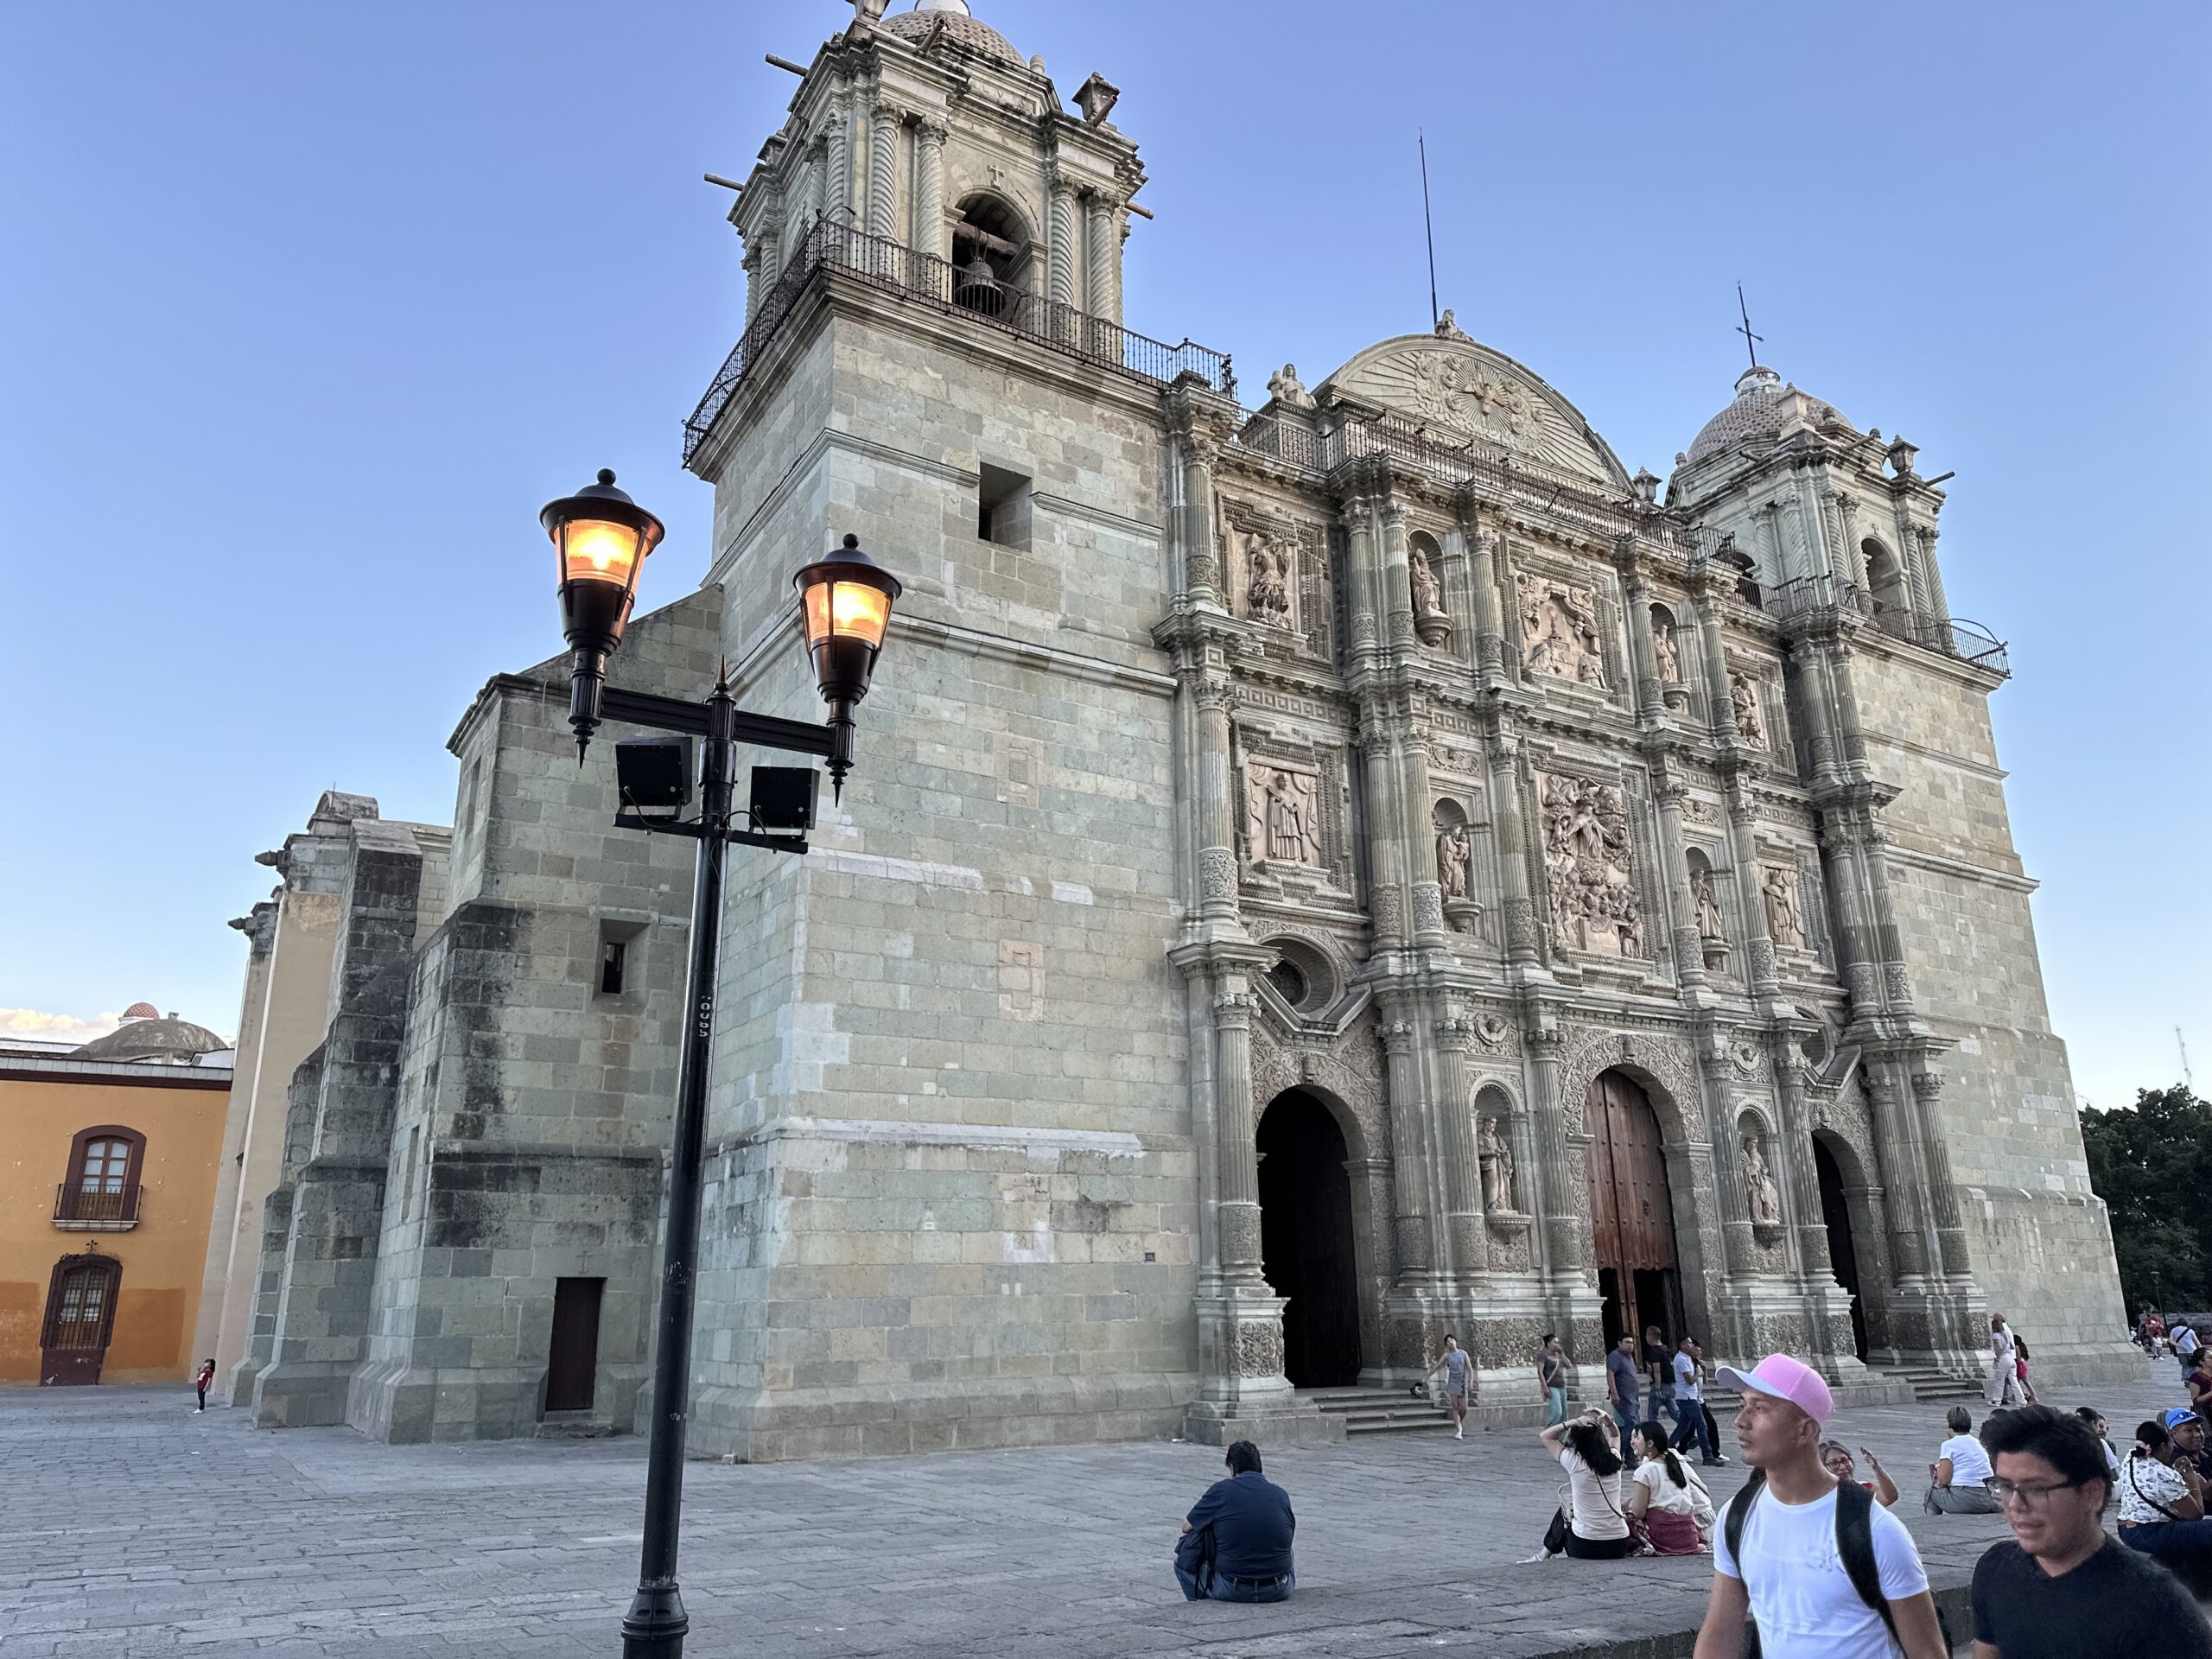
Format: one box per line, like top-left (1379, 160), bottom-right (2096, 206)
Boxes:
top-left (0, 1008), bottom-right (123, 1045)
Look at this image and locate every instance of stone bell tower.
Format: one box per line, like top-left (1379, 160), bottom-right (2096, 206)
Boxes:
top-left (1669, 365), bottom-right (2127, 1378)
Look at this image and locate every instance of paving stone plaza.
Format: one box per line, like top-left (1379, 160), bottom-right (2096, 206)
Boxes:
top-left (0, 1372), bottom-right (2191, 1656)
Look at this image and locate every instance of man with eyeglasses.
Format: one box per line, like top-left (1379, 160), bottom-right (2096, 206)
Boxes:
top-left (1968, 1405), bottom-right (2210, 1659)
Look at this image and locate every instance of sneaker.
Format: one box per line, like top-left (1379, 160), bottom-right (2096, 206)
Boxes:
top-left (1703, 1455), bottom-right (1729, 1466)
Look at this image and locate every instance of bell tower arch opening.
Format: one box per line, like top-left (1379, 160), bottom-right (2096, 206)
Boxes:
top-left (1256, 1090), bottom-right (1362, 1388)
top-left (1585, 1070), bottom-right (1685, 1353)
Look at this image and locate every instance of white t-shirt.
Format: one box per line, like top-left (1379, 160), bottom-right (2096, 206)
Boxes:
top-left (1634, 1455), bottom-right (1717, 1529)
top-left (2117, 1453), bottom-right (2191, 1525)
top-left (2177, 1325), bottom-right (2202, 1357)
top-left (1938, 1433), bottom-right (1992, 1488)
top-left (1559, 1447), bottom-right (1630, 1541)
top-left (1714, 1484), bottom-right (1929, 1659)
top-left (1673, 1351), bottom-right (1701, 1401)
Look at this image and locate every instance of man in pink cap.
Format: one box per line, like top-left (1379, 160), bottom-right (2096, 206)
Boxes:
top-left (1694, 1353), bottom-right (1947, 1659)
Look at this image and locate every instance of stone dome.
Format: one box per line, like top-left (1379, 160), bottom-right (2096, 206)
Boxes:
top-left (1685, 365), bottom-right (1852, 465)
top-left (74, 1014), bottom-right (227, 1065)
top-left (878, 0), bottom-right (1023, 68)
top-left (121, 1001), bottom-right (160, 1020)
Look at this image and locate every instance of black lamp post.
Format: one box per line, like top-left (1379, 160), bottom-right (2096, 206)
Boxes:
top-left (539, 472), bottom-right (900, 1659)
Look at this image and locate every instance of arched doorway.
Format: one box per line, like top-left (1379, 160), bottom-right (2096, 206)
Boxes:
top-left (1814, 1137), bottom-right (1870, 1360)
top-left (41, 1253), bottom-right (121, 1386)
top-left (1257, 1090), bottom-right (1361, 1387)
top-left (1586, 1071), bottom-right (1683, 1352)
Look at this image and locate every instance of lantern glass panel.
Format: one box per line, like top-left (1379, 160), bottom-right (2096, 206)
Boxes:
top-left (562, 518), bottom-right (644, 588)
top-left (831, 581), bottom-right (891, 648)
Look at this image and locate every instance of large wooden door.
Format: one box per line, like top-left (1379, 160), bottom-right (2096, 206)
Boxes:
top-left (1585, 1071), bottom-right (1681, 1351)
top-left (41, 1255), bottom-right (121, 1386)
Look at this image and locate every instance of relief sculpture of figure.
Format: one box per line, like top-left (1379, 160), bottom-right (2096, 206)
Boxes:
top-left (1730, 673), bottom-right (1766, 746)
top-left (1262, 770), bottom-right (1317, 865)
top-left (1741, 1131), bottom-right (1782, 1224)
top-left (1652, 619), bottom-right (1681, 683)
top-left (1265, 362), bottom-right (1314, 410)
top-left (1762, 866), bottom-right (1805, 952)
top-left (1434, 823), bottom-right (1471, 899)
top-left (1243, 533), bottom-right (1293, 628)
top-left (1478, 1115), bottom-right (1517, 1212)
top-left (1691, 867), bottom-right (1727, 943)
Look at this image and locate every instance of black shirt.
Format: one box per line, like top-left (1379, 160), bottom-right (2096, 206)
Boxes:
top-left (1643, 1340), bottom-right (1672, 1384)
top-left (1183, 1472), bottom-right (1295, 1581)
top-left (1970, 1535), bottom-right (2212, 1659)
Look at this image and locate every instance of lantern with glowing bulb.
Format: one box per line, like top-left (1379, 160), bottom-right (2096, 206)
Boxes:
top-left (541, 468), bottom-right (665, 760)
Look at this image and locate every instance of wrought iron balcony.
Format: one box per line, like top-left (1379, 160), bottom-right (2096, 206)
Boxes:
top-left (683, 219), bottom-right (1235, 467)
top-left (1764, 575), bottom-right (2009, 677)
top-left (54, 1184), bottom-right (142, 1230)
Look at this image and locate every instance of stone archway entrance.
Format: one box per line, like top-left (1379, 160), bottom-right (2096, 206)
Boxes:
top-left (1257, 1090), bottom-right (1362, 1388)
top-left (1815, 1136), bottom-right (1871, 1361)
top-left (1586, 1071), bottom-right (1684, 1351)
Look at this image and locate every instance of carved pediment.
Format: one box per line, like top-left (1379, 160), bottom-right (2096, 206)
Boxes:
top-left (1316, 334), bottom-right (1628, 486)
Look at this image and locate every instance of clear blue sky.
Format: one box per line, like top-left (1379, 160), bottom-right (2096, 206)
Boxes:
top-left (3, 3), bottom-right (2204, 1107)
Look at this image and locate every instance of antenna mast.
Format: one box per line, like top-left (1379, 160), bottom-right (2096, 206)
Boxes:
top-left (1420, 131), bottom-right (1440, 331)
top-left (2182, 1027), bottom-right (2195, 1090)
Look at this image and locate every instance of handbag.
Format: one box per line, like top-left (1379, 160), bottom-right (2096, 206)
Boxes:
top-left (1542, 1505), bottom-right (1570, 1554)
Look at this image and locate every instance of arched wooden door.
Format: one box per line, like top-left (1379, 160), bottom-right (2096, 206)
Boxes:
top-left (1585, 1071), bottom-right (1683, 1352)
top-left (41, 1254), bottom-right (121, 1386)
top-left (1257, 1091), bottom-right (1362, 1388)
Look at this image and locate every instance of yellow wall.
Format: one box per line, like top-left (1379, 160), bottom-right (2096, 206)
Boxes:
top-left (0, 1066), bottom-right (230, 1386)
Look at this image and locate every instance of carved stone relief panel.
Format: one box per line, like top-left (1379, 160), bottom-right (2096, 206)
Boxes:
top-left (1536, 772), bottom-right (1644, 959)
top-left (1727, 664), bottom-right (1769, 748)
top-left (1245, 761), bottom-right (1324, 868)
top-left (1236, 527), bottom-right (1296, 632)
top-left (1515, 572), bottom-right (1608, 687)
top-left (1554, 1026), bottom-right (1700, 1141)
top-left (1224, 499), bottom-right (1331, 660)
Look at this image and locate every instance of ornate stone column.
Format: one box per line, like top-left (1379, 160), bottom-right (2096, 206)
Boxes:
top-left (1487, 732), bottom-right (1540, 968)
top-left (1866, 1065), bottom-right (1937, 1289)
top-left (1046, 169), bottom-right (1078, 317)
top-left (1456, 499), bottom-right (1506, 684)
top-left (1769, 1041), bottom-right (1830, 1277)
top-left (1193, 671), bottom-right (1240, 925)
top-left (1617, 542), bottom-right (1666, 722)
top-left (823, 92), bottom-right (853, 225)
top-left (1379, 499), bottom-right (1416, 649)
top-left (912, 116), bottom-right (947, 260)
top-left (1524, 1027), bottom-right (1588, 1281)
top-left (1725, 784), bottom-right (1781, 998)
top-left (1689, 573), bottom-right (1734, 747)
top-left (1910, 1067), bottom-right (1972, 1280)
top-left (1213, 981), bottom-right (1264, 1282)
top-left (866, 102), bottom-right (900, 240)
top-left (1084, 190), bottom-right (1116, 321)
top-left (1382, 1014), bottom-right (1436, 1290)
top-left (1832, 492), bottom-right (1866, 588)
top-left (741, 245), bottom-right (762, 325)
top-left (1342, 482), bottom-right (1382, 671)
top-left (1360, 706), bottom-right (1408, 950)
top-left (1651, 776), bottom-right (1710, 991)
top-left (1170, 397), bottom-right (1228, 609)
top-left (1403, 707), bottom-right (1448, 948)
top-left (1434, 1012), bottom-right (1487, 1281)
top-left (1914, 525), bottom-right (1951, 625)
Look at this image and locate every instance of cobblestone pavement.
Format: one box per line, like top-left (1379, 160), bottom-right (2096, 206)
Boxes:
top-left (0, 1370), bottom-right (2183, 1657)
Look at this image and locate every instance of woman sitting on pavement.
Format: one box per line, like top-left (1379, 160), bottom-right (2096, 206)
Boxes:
top-left (1925, 1404), bottom-right (2002, 1513)
top-left (1626, 1421), bottom-right (1714, 1554)
top-left (2116, 1418), bottom-right (2212, 1582)
top-left (1821, 1440), bottom-right (1901, 1507)
top-left (2074, 1407), bottom-right (2122, 1476)
top-left (1539, 1406), bottom-right (1632, 1559)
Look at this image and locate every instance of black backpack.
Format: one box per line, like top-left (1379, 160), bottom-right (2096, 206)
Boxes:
top-left (1722, 1471), bottom-right (1948, 1656)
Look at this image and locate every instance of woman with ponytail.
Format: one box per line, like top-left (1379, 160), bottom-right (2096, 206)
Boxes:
top-left (1539, 1406), bottom-right (1633, 1558)
top-left (1626, 1421), bottom-right (1715, 1554)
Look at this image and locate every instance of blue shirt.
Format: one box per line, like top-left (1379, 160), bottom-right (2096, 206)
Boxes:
top-left (1184, 1471), bottom-right (1295, 1580)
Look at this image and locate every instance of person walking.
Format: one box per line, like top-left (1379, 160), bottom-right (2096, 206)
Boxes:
top-left (1926, 1405), bottom-right (2003, 1514)
top-left (2171, 1318), bottom-right (2198, 1381)
top-left (1426, 1334), bottom-right (1472, 1440)
top-left (194, 1358), bottom-right (215, 1412)
top-left (1987, 1314), bottom-right (2024, 1408)
top-left (1967, 1405), bottom-right (2212, 1659)
top-left (1174, 1440), bottom-right (1295, 1603)
top-left (1629, 1421), bottom-right (1716, 1554)
top-left (1538, 1332), bottom-right (1567, 1427)
top-left (1643, 1324), bottom-right (1675, 1427)
top-left (1606, 1333), bottom-right (1644, 1466)
top-left (2012, 1335), bottom-right (2038, 1405)
top-left (1671, 1336), bottom-right (1724, 1465)
top-left (1541, 1406), bottom-right (1633, 1560)
top-left (1694, 1353), bottom-right (1948, 1659)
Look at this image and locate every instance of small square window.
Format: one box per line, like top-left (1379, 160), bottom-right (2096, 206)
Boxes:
top-left (593, 918), bottom-right (645, 1001)
top-left (976, 462), bottom-right (1032, 549)
top-left (599, 939), bottom-right (627, 996)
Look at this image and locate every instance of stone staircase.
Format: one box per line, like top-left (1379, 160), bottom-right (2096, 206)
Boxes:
top-left (1885, 1366), bottom-right (1983, 1404)
top-left (1303, 1385), bottom-right (1459, 1437)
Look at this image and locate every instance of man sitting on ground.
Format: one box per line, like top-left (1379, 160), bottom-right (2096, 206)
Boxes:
top-left (2166, 1406), bottom-right (2212, 1484)
top-left (1175, 1440), bottom-right (1294, 1603)
top-left (1694, 1353), bottom-right (1946, 1659)
top-left (1969, 1404), bottom-right (2210, 1659)
top-left (1926, 1405), bottom-right (2002, 1514)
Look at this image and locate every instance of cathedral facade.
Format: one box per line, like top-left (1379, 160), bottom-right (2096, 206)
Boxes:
top-left (216, 0), bottom-right (2133, 1455)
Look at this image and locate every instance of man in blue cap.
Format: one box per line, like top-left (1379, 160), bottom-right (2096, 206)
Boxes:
top-left (2164, 1407), bottom-right (2212, 1484)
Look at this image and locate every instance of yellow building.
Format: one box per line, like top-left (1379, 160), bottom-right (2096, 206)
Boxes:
top-left (1, 1009), bottom-right (232, 1387)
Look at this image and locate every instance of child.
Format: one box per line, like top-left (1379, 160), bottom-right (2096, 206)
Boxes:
top-left (194, 1357), bottom-right (215, 1412)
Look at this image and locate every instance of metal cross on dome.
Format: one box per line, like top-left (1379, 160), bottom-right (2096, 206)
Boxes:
top-left (1735, 283), bottom-right (1764, 370)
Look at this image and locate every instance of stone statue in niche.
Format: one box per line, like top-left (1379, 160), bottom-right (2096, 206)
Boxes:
top-left (1539, 773), bottom-right (1643, 958)
top-left (1729, 673), bottom-right (1766, 746)
top-left (1242, 532), bottom-right (1294, 629)
top-left (1265, 363), bottom-right (1314, 410)
top-left (1478, 1115), bottom-right (1518, 1212)
top-left (1248, 765), bottom-right (1321, 867)
top-left (1516, 573), bottom-right (1607, 686)
top-left (1435, 823), bottom-right (1471, 899)
top-left (1741, 1128), bottom-right (1782, 1224)
top-left (1691, 866), bottom-right (1728, 943)
top-left (1762, 866), bottom-right (1806, 952)
top-left (1652, 616), bottom-right (1681, 683)
top-left (1409, 544), bottom-right (1452, 647)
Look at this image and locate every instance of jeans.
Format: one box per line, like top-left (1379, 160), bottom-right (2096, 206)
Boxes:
top-left (2121, 1517), bottom-right (2212, 1563)
top-left (1543, 1387), bottom-right (1567, 1427)
top-left (1177, 1564), bottom-right (1294, 1603)
top-left (1924, 1483), bottom-right (2003, 1515)
top-left (1646, 1383), bottom-right (1674, 1429)
top-left (1672, 1397), bottom-right (1715, 1460)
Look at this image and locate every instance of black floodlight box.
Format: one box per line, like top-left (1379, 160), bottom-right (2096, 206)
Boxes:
top-left (615, 734), bottom-right (693, 815)
top-left (750, 766), bottom-right (818, 833)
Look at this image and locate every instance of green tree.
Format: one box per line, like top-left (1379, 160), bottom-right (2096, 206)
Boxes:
top-left (2080, 1084), bottom-right (2212, 1317)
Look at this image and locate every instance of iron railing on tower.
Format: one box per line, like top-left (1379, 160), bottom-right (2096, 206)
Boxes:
top-left (683, 219), bottom-right (1236, 466)
top-left (1764, 574), bottom-right (2009, 677)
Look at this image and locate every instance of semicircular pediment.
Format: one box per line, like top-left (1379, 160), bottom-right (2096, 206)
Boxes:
top-left (1316, 332), bottom-right (1629, 488)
